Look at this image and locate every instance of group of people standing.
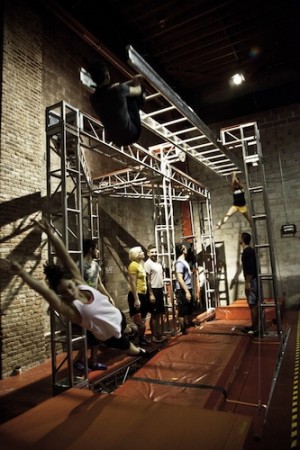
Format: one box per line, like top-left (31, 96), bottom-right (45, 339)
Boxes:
top-left (0, 169), bottom-right (259, 375)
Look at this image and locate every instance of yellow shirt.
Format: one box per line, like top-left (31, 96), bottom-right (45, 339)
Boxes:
top-left (128, 261), bottom-right (147, 294)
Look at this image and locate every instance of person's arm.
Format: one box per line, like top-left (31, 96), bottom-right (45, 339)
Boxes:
top-left (146, 274), bottom-right (156, 304)
top-left (231, 171), bottom-right (237, 186)
top-left (122, 75), bottom-right (143, 96)
top-left (231, 171), bottom-right (243, 188)
top-left (97, 274), bottom-right (115, 305)
top-left (33, 219), bottom-right (84, 283)
top-left (128, 85), bottom-right (142, 96)
top-left (128, 271), bottom-right (141, 308)
top-left (0, 259), bottom-right (81, 324)
top-left (244, 274), bottom-right (253, 293)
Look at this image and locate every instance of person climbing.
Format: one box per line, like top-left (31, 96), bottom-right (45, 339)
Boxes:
top-left (88, 59), bottom-right (145, 147)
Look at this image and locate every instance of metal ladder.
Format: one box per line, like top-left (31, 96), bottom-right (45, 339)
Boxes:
top-left (46, 102), bottom-right (89, 393)
top-left (198, 196), bottom-right (219, 310)
top-left (152, 167), bottom-right (177, 334)
top-left (220, 122), bottom-right (283, 339)
top-left (215, 241), bottom-right (230, 306)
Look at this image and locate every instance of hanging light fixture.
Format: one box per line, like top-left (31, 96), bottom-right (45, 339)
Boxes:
top-left (229, 73), bottom-right (245, 87)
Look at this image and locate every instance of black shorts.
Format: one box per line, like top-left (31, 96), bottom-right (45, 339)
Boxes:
top-left (176, 289), bottom-right (194, 317)
top-left (86, 330), bottom-right (101, 347)
top-left (72, 324), bottom-right (101, 347)
top-left (104, 310), bottom-right (130, 351)
top-left (73, 310), bottom-right (130, 351)
top-left (148, 288), bottom-right (165, 315)
top-left (128, 291), bottom-right (149, 318)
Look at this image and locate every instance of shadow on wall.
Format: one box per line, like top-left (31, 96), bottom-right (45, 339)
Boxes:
top-left (0, 192), bottom-right (44, 229)
top-left (0, 192), bottom-right (48, 306)
top-left (0, 228), bottom-right (46, 310)
top-left (98, 207), bottom-right (145, 280)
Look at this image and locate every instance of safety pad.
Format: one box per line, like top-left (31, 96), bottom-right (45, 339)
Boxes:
top-left (0, 389), bottom-right (253, 450)
top-left (115, 332), bottom-right (249, 409)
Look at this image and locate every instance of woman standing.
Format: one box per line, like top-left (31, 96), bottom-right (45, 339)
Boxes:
top-left (216, 171), bottom-right (252, 229)
top-left (127, 246), bottom-right (149, 346)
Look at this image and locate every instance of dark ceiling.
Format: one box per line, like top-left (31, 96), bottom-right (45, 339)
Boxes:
top-left (53, 0), bottom-right (300, 124)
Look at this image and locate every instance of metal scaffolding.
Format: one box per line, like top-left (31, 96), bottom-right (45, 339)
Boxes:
top-left (46, 102), bottom-right (89, 393)
top-left (127, 45), bottom-right (242, 177)
top-left (220, 122), bottom-right (283, 341)
top-left (44, 48), bottom-right (243, 391)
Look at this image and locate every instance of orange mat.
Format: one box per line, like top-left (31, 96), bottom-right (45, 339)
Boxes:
top-left (115, 331), bottom-right (250, 410)
top-left (0, 388), bottom-right (252, 450)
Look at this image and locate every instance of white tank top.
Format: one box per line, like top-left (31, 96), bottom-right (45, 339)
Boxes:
top-left (73, 285), bottom-right (122, 341)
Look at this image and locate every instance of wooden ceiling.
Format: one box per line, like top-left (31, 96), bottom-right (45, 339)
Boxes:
top-left (52, 0), bottom-right (300, 123)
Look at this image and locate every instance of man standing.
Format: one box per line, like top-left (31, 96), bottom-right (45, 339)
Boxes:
top-left (175, 243), bottom-right (194, 335)
top-left (144, 244), bottom-right (166, 343)
top-left (240, 232), bottom-right (259, 335)
top-left (83, 239), bottom-right (115, 305)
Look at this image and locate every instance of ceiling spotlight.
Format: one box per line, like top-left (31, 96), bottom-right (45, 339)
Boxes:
top-left (229, 73), bottom-right (245, 87)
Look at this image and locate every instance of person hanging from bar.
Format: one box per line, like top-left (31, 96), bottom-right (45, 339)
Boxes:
top-left (87, 59), bottom-right (145, 147)
top-left (0, 219), bottom-right (146, 357)
top-left (216, 171), bottom-right (252, 229)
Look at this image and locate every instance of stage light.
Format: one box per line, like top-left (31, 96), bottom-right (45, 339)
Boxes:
top-left (229, 73), bottom-right (245, 86)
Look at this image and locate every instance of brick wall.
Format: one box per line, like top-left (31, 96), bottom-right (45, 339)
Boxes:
top-left (0, 1), bottom-right (46, 376)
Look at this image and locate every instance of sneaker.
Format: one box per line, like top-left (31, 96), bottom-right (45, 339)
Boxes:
top-left (89, 362), bottom-right (108, 371)
top-left (151, 336), bottom-right (165, 343)
top-left (248, 329), bottom-right (259, 337)
top-left (139, 337), bottom-right (150, 347)
top-left (179, 328), bottom-right (188, 335)
top-left (73, 360), bottom-right (91, 373)
top-left (73, 359), bottom-right (85, 371)
top-left (241, 326), bottom-right (253, 334)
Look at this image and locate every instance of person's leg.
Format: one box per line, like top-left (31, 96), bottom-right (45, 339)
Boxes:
top-left (250, 304), bottom-right (259, 331)
top-left (86, 332), bottom-right (107, 370)
top-left (186, 289), bottom-right (195, 327)
top-left (246, 279), bottom-right (259, 334)
top-left (89, 345), bottom-right (107, 370)
top-left (104, 335), bottom-right (146, 356)
top-left (150, 313), bottom-right (165, 342)
top-left (216, 205), bottom-right (237, 229)
top-left (176, 289), bottom-right (188, 334)
top-left (128, 291), bottom-right (145, 342)
top-left (242, 210), bottom-right (253, 226)
top-left (126, 96), bottom-right (142, 133)
top-left (153, 288), bottom-right (166, 339)
top-left (132, 313), bottom-right (145, 338)
top-left (158, 313), bottom-right (165, 337)
top-left (149, 314), bottom-right (155, 336)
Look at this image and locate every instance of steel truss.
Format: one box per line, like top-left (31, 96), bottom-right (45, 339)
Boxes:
top-left (127, 46), bottom-right (242, 177)
top-left (46, 102), bottom-right (89, 393)
top-left (45, 42), bottom-right (244, 389)
top-left (220, 122), bottom-right (283, 342)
